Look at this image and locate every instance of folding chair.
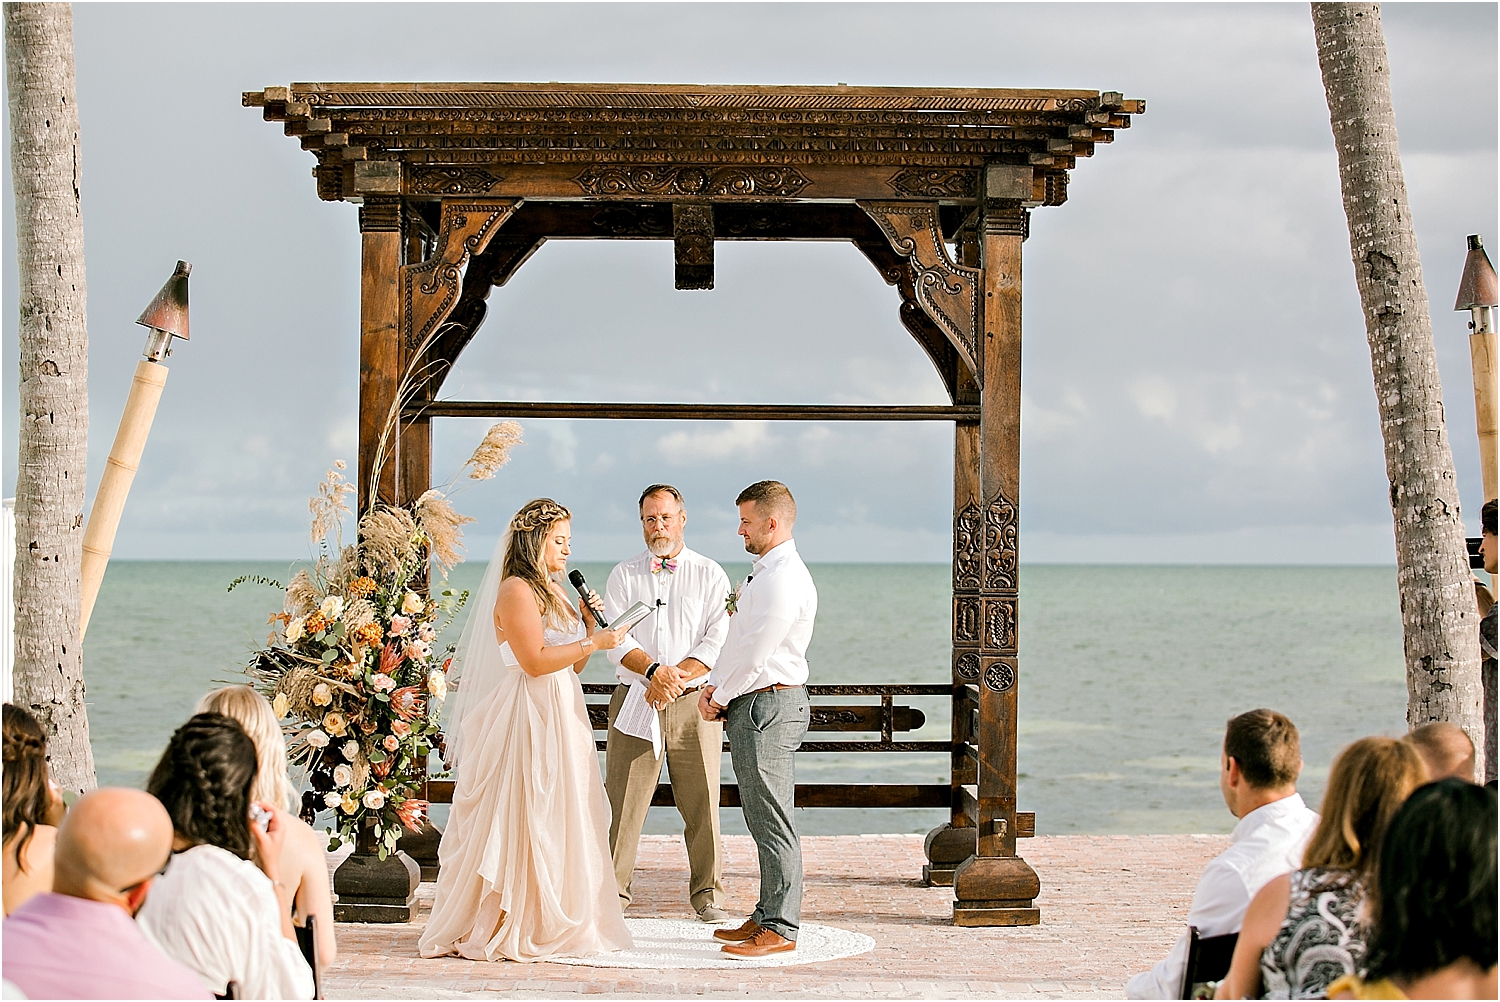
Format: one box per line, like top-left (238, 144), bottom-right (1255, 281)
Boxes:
top-left (1180, 925), bottom-right (1238, 999)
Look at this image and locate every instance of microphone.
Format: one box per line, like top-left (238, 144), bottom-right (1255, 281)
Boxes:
top-left (568, 570), bottom-right (609, 629)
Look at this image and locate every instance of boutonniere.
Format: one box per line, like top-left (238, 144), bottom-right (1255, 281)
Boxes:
top-left (725, 578), bottom-right (748, 616)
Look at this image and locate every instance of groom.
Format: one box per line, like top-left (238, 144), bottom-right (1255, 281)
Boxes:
top-left (699, 481), bottom-right (817, 958)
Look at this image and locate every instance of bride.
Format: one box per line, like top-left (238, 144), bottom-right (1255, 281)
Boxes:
top-left (420, 498), bottom-right (632, 962)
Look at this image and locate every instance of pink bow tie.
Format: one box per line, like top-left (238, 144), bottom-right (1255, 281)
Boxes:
top-left (651, 556), bottom-right (677, 574)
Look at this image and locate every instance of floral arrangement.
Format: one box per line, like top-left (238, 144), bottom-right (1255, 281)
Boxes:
top-left (239, 420), bottom-right (524, 858)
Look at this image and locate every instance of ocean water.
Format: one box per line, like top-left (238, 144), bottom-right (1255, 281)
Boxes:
top-left (82, 562), bottom-right (1405, 837)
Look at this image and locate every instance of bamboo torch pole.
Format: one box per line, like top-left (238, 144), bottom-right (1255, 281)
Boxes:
top-left (1455, 236), bottom-right (1497, 594)
top-left (1455, 236), bottom-right (1498, 503)
top-left (79, 261), bottom-right (191, 639)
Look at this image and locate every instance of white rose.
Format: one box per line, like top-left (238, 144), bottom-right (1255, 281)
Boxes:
top-left (311, 683), bottom-right (333, 706)
top-left (272, 693), bottom-right (290, 719)
top-left (304, 729), bottom-right (329, 749)
top-left (426, 671), bottom-right (445, 697)
top-left (401, 591), bottom-right (425, 615)
top-left (320, 595), bottom-right (345, 621)
top-left (285, 617), bottom-right (305, 643)
top-left (362, 790), bottom-right (386, 810)
top-left (342, 740), bottom-right (361, 761)
top-left (322, 791), bottom-right (342, 808)
top-left (333, 764), bottom-right (353, 787)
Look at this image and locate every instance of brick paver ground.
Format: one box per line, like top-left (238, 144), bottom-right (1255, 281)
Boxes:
top-left (325, 833), bottom-right (1228, 999)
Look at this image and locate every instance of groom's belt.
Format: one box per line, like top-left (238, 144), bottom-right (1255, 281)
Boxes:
top-left (745, 683), bottom-right (803, 694)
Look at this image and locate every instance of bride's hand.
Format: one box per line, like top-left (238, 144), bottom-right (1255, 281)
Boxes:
top-left (578, 590), bottom-right (605, 624)
top-left (588, 626), bottom-right (627, 652)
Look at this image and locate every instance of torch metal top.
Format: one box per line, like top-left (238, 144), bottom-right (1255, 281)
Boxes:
top-left (1455, 235), bottom-right (1498, 311)
top-left (136, 261), bottom-right (191, 339)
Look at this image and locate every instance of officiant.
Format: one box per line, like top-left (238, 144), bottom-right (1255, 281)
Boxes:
top-left (602, 484), bottom-right (732, 923)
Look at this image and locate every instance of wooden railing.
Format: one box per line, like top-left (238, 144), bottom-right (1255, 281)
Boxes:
top-left (423, 682), bottom-right (1033, 837)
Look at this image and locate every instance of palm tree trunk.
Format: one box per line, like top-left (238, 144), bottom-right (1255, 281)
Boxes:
top-left (1313, 2), bottom-right (1485, 775)
top-left (5, 2), bottom-right (94, 792)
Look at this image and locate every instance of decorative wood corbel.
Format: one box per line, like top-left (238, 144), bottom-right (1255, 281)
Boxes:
top-left (858, 201), bottom-right (982, 387)
top-left (400, 199), bottom-right (520, 354)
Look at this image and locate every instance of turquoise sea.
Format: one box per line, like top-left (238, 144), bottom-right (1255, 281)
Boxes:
top-left (83, 562), bottom-right (1405, 837)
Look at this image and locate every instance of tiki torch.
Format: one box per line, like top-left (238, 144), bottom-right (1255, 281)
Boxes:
top-left (1454, 235), bottom-right (1497, 507)
top-left (79, 261), bottom-right (191, 640)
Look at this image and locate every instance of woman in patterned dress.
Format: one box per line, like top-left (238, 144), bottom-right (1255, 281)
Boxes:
top-left (1215, 737), bottom-right (1426, 999)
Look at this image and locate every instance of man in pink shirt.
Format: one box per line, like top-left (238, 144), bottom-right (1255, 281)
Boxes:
top-left (3, 787), bottom-right (210, 999)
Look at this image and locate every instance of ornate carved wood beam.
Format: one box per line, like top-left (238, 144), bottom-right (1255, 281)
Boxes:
top-left (673, 204), bottom-right (714, 289)
top-left (859, 201), bottom-right (982, 387)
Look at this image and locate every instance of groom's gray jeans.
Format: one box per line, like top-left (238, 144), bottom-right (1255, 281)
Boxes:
top-left (724, 685), bottom-right (810, 941)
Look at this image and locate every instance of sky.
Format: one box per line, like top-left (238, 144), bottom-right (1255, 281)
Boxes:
top-left (3, 2), bottom-right (1496, 566)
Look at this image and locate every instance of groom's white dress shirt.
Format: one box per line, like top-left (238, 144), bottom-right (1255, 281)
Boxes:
top-left (1124, 792), bottom-right (1318, 999)
top-left (707, 539), bottom-right (818, 706)
top-left (604, 546), bottom-right (731, 687)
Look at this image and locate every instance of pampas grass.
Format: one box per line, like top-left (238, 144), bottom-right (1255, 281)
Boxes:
top-left (415, 490), bottom-right (474, 572)
top-left (359, 506), bottom-right (417, 577)
top-left (464, 421), bottom-right (523, 481)
top-left (310, 461), bottom-right (355, 546)
top-left (284, 569), bottom-right (319, 617)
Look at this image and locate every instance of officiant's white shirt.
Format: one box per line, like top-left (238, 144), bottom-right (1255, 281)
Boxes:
top-left (604, 545), bottom-right (731, 686)
top-left (707, 539), bottom-right (817, 706)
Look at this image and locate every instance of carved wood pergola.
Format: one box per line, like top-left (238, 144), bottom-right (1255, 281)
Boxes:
top-left (245, 81), bottom-right (1142, 926)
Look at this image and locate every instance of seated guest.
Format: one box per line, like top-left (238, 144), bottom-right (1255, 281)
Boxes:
top-left (2, 787), bottom-right (209, 998)
top-left (3, 703), bottom-right (65, 915)
top-left (196, 685), bottom-right (337, 967)
top-left (1216, 736), bottom-right (1426, 999)
top-left (138, 713), bottom-right (315, 1000)
top-left (1125, 709), bottom-right (1319, 999)
top-left (1329, 779), bottom-right (1496, 1000)
top-left (1403, 721), bottom-right (1475, 783)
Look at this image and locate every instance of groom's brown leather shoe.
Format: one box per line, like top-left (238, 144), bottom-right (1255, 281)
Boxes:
top-left (721, 927), bottom-right (796, 958)
top-left (712, 919), bottom-right (761, 942)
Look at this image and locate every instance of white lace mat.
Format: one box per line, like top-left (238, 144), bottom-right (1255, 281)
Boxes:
top-left (548, 917), bottom-right (874, 969)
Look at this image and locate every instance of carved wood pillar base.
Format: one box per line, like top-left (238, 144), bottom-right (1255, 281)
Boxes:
top-left (395, 820), bottom-right (443, 882)
top-left (921, 821), bottom-right (977, 886)
top-left (951, 853), bottom-right (1040, 926)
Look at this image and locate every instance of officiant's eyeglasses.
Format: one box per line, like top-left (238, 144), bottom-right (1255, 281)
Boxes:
top-left (641, 514), bottom-right (679, 528)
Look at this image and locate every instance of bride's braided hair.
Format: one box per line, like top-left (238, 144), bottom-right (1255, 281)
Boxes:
top-left (504, 498), bottom-right (577, 628)
top-left (146, 713), bottom-right (258, 860)
top-left (3, 704), bottom-right (52, 870)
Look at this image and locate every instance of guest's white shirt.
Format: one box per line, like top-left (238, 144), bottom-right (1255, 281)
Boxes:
top-left (138, 843), bottom-right (315, 1000)
top-left (707, 539), bottom-right (817, 706)
top-left (1124, 792), bottom-right (1318, 999)
top-left (604, 546), bottom-right (731, 687)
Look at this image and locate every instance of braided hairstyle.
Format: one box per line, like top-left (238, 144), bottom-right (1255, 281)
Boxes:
top-left (3, 704), bottom-right (52, 870)
top-left (146, 713), bottom-right (258, 860)
top-left (503, 498), bottom-right (576, 628)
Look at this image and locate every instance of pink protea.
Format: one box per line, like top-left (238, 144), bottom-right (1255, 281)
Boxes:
top-left (395, 798), bottom-right (429, 833)
top-left (390, 686), bottom-right (426, 721)
top-left (379, 643), bottom-right (406, 675)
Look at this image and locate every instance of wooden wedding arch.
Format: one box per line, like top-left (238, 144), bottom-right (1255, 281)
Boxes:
top-left (245, 81), bottom-right (1142, 926)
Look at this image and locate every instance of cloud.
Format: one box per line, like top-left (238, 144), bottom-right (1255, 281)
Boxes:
top-left (1, 3), bottom-right (1492, 562)
top-left (1129, 377), bottom-right (1179, 422)
top-left (656, 422), bottom-right (774, 464)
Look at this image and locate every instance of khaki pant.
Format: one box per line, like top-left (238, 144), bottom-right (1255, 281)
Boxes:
top-left (605, 684), bottom-right (725, 912)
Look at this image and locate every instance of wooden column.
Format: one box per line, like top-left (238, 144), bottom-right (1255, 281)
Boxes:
top-left (358, 197), bottom-right (404, 512)
top-left (924, 223), bottom-right (983, 886)
top-left (952, 168), bottom-right (1039, 926)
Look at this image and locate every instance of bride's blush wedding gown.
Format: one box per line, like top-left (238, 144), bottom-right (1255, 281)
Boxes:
top-left (419, 619), bottom-right (631, 962)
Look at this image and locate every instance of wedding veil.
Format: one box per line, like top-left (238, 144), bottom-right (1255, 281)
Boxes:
top-left (442, 532), bottom-right (509, 772)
